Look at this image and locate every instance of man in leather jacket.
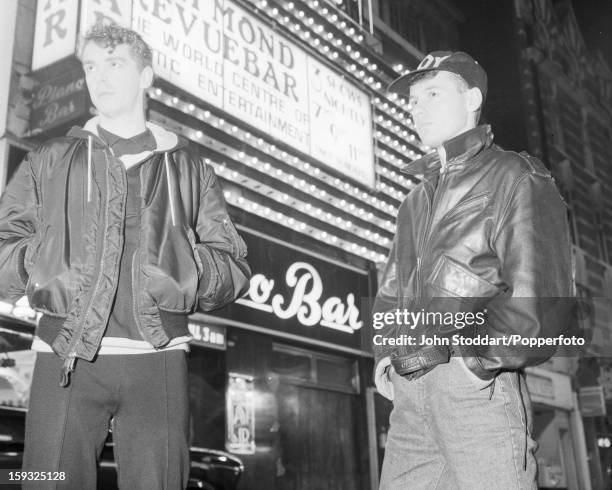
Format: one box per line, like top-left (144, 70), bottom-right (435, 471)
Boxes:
top-left (0, 23), bottom-right (250, 489)
top-left (373, 51), bottom-right (573, 489)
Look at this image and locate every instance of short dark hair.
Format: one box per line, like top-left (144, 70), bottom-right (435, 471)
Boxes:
top-left (79, 22), bottom-right (152, 70)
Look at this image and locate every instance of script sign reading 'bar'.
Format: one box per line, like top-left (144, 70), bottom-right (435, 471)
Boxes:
top-left (213, 230), bottom-right (371, 350)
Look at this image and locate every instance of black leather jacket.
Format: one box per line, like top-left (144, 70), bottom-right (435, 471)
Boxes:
top-left (0, 119), bottom-right (251, 364)
top-left (373, 125), bottom-right (573, 380)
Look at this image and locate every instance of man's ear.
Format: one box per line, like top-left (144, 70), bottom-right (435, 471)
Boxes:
top-left (465, 87), bottom-right (483, 113)
top-left (140, 65), bottom-right (154, 90)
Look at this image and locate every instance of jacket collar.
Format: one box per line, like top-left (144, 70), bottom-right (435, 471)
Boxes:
top-left (68, 116), bottom-right (185, 169)
top-left (402, 125), bottom-right (494, 178)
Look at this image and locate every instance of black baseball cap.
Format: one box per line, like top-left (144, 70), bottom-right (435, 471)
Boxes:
top-left (388, 51), bottom-right (488, 101)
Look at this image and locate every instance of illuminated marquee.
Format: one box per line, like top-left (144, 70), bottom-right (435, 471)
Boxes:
top-left (31, 0), bottom-right (376, 187)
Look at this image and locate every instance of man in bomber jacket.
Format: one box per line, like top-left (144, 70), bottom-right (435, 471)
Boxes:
top-left (0, 23), bottom-right (250, 489)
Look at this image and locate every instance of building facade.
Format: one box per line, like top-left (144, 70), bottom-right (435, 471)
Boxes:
top-left (458, 0), bottom-right (612, 488)
top-left (512, 1), bottom-right (612, 488)
top-left (1, 0), bottom-right (610, 489)
top-left (0, 1), bottom-right (423, 488)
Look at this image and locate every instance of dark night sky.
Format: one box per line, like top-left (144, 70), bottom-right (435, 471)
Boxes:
top-left (571, 0), bottom-right (612, 69)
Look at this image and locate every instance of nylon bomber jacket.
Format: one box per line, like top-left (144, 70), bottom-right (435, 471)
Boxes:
top-left (0, 118), bottom-right (251, 372)
top-left (372, 125), bottom-right (574, 381)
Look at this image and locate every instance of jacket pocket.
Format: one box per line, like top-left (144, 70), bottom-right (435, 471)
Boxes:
top-left (454, 356), bottom-right (495, 390)
top-left (187, 228), bottom-right (204, 280)
top-left (427, 255), bottom-right (502, 298)
top-left (441, 193), bottom-right (490, 222)
top-left (142, 229), bottom-right (200, 313)
top-left (24, 224), bottom-right (49, 276)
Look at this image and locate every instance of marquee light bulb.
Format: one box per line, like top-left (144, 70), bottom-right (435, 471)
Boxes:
top-left (153, 90), bottom-right (405, 235)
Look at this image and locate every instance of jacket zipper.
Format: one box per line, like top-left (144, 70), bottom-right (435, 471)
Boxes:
top-left (87, 135), bottom-right (92, 202)
top-left (59, 150), bottom-right (124, 387)
top-left (130, 162), bottom-right (151, 342)
top-left (441, 193), bottom-right (489, 222)
top-left (131, 162), bottom-right (161, 344)
top-left (131, 248), bottom-right (149, 342)
top-left (415, 168), bottom-right (447, 300)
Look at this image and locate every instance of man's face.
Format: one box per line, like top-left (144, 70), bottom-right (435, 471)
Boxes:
top-left (408, 71), bottom-right (473, 148)
top-left (81, 42), bottom-right (151, 119)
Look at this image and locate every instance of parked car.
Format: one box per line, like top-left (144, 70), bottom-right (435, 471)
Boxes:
top-left (0, 400), bottom-right (243, 489)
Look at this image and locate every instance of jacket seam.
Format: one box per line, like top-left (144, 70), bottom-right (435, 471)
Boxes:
top-left (157, 306), bottom-right (192, 314)
top-left (492, 171), bottom-right (531, 244)
top-left (69, 155), bottom-right (115, 359)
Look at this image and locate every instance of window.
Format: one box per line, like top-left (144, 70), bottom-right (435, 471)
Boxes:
top-left (271, 343), bottom-right (359, 394)
top-left (379, 0), bottom-right (459, 53)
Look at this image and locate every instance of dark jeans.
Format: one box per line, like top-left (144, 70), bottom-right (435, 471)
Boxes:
top-left (22, 351), bottom-right (190, 490)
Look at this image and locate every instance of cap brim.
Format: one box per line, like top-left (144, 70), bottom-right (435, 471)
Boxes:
top-left (387, 68), bottom-right (438, 94)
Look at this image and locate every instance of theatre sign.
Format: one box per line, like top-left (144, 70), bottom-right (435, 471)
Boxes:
top-left (31, 0), bottom-right (376, 187)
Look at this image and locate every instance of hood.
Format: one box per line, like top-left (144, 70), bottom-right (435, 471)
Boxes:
top-left (66, 117), bottom-right (188, 211)
top-left (68, 116), bottom-right (186, 165)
